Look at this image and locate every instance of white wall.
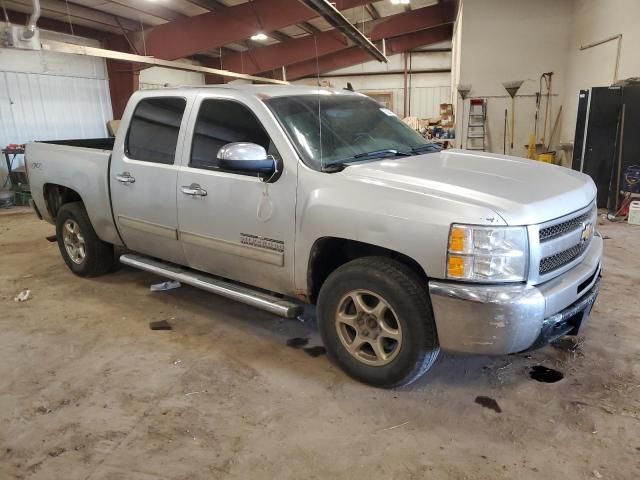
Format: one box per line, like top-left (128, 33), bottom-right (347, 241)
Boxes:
top-left (454, 0), bottom-right (640, 162)
top-left (561, 0), bottom-right (640, 143)
top-left (139, 60), bottom-right (205, 89)
top-left (455, 0), bottom-right (572, 157)
top-left (294, 47), bottom-right (452, 119)
top-left (0, 30), bottom-right (112, 186)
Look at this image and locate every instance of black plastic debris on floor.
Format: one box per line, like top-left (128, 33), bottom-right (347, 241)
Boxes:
top-left (475, 396), bottom-right (502, 413)
top-left (149, 320), bottom-right (172, 331)
top-left (529, 365), bottom-right (564, 383)
top-left (286, 337), bottom-right (309, 349)
top-left (303, 346), bottom-right (326, 357)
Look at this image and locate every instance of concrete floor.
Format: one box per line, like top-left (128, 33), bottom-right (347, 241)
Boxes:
top-left (0, 209), bottom-right (638, 480)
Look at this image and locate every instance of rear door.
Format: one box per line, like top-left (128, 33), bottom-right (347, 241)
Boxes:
top-left (110, 94), bottom-right (191, 265)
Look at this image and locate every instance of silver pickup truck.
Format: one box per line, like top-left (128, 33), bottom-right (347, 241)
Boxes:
top-left (26, 85), bottom-right (602, 388)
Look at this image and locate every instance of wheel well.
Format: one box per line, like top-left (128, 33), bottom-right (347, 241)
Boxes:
top-left (43, 184), bottom-right (82, 219)
top-left (307, 237), bottom-right (428, 303)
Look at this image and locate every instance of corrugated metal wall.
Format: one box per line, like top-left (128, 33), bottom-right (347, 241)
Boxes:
top-left (0, 33), bottom-right (113, 184)
top-left (0, 71), bottom-right (112, 146)
top-left (378, 85), bottom-right (452, 119)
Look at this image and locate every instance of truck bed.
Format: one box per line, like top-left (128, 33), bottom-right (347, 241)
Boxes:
top-left (40, 138), bottom-right (115, 151)
top-left (26, 139), bottom-right (122, 246)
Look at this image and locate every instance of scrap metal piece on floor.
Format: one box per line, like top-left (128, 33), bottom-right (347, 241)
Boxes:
top-left (150, 280), bottom-right (182, 292)
top-left (149, 320), bottom-right (172, 331)
top-left (14, 289), bottom-right (32, 302)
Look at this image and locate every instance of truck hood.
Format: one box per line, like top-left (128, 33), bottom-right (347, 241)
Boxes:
top-left (342, 149), bottom-right (596, 225)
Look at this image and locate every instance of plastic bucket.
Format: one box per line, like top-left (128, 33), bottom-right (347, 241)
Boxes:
top-left (629, 201), bottom-right (640, 225)
top-left (537, 152), bottom-right (556, 164)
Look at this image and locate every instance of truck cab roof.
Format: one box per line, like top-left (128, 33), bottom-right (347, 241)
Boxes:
top-left (138, 83), bottom-right (363, 100)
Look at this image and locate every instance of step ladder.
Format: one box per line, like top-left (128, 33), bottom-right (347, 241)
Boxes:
top-left (466, 98), bottom-right (487, 151)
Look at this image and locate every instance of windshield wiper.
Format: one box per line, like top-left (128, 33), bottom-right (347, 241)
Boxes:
top-left (321, 149), bottom-right (412, 173)
top-left (321, 163), bottom-right (347, 173)
top-left (410, 143), bottom-right (442, 154)
top-left (353, 148), bottom-right (412, 159)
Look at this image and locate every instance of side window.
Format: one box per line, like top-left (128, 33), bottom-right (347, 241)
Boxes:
top-left (190, 99), bottom-right (278, 172)
top-left (126, 97), bottom-right (187, 164)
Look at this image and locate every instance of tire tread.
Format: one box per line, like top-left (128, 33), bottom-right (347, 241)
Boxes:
top-left (318, 256), bottom-right (440, 388)
top-left (56, 202), bottom-right (114, 277)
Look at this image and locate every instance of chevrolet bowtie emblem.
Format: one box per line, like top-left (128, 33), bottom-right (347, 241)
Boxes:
top-left (581, 222), bottom-right (594, 243)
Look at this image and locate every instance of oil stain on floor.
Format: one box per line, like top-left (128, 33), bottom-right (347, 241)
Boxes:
top-left (529, 365), bottom-right (564, 383)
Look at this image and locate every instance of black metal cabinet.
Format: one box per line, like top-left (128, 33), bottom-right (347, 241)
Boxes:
top-left (573, 85), bottom-right (640, 208)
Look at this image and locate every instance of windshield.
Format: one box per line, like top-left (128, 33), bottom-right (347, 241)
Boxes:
top-left (265, 94), bottom-right (438, 171)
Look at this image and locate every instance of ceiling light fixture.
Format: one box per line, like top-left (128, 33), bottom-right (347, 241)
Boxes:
top-left (250, 32), bottom-right (268, 41)
top-left (390, 0), bottom-right (410, 5)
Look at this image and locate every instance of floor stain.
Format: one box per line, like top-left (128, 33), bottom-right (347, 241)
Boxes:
top-left (475, 396), bottom-right (502, 413)
top-left (286, 337), bottom-right (309, 349)
top-left (303, 346), bottom-right (326, 357)
top-left (529, 365), bottom-right (564, 383)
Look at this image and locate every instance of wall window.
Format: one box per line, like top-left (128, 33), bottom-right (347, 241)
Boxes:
top-left (190, 99), bottom-right (278, 171)
top-left (126, 97), bottom-right (187, 164)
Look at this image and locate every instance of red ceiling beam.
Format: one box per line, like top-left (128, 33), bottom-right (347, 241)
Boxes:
top-left (212, 2), bottom-right (454, 79)
top-left (218, 30), bottom-right (348, 75)
top-left (370, 2), bottom-right (456, 40)
top-left (107, 0), bottom-right (372, 61)
top-left (284, 24), bottom-right (453, 81)
top-left (4, 9), bottom-right (109, 40)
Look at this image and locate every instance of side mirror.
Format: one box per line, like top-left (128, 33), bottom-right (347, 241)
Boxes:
top-left (217, 142), bottom-right (277, 179)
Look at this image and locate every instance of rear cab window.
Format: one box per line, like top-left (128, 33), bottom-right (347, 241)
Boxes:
top-left (126, 97), bottom-right (187, 165)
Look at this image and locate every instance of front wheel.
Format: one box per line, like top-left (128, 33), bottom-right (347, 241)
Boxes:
top-left (55, 202), bottom-right (115, 277)
top-left (317, 257), bottom-right (440, 388)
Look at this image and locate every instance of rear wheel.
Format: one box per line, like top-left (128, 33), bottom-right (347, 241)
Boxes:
top-left (317, 257), bottom-right (440, 388)
top-left (56, 202), bottom-right (114, 277)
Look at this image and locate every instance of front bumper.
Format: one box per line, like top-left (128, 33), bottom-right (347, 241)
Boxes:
top-left (428, 234), bottom-right (603, 355)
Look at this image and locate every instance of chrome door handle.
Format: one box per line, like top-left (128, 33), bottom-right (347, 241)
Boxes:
top-left (181, 183), bottom-right (207, 197)
top-left (115, 172), bottom-right (135, 184)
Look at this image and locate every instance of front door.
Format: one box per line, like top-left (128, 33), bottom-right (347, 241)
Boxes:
top-left (176, 95), bottom-right (297, 294)
top-left (111, 95), bottom-right (190, 265)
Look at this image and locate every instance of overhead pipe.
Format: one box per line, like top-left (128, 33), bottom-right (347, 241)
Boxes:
top-left (22, 0), bottom-right (41, 39)
top-left (580, 34), bottom-right (622, 84)
top-left (403, 52), bottom-right (408, 118)
top-left (297, 0), bottom-right (387, 63)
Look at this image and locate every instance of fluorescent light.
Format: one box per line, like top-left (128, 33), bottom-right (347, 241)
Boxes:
top-left (391, 0), bottom-right (410, 4)
top-left (250, 32), bottom-right (268, 41)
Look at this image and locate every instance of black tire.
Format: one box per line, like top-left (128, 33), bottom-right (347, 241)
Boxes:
top-left (317, 257), bottom-right (439, 388)
top-left (55, 202), bottom-right (115, 277)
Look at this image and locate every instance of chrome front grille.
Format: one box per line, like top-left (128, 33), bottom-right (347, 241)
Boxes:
top-left (534, 202), bottom-right (597, 278)
top-left (539, 242), bottom-right (589, 275)
top-left (539, 211), bottom-right (590, 242)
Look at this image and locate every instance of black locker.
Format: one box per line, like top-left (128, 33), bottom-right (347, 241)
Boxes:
top-left (572, 86), bottom-right (623, 208)
top-left (621, 86), bottom-right (640, 180)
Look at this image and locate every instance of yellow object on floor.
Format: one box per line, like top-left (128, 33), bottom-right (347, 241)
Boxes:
top-left (527, 134), bottom-right (537, 159)
top-left (537, 152), bottom-right (556, 164)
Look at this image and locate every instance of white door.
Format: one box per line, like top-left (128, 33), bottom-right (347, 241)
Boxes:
top-left (176, 94), bottom-right (297, 295)
top-left (111, 95), bottom-right (191, 265)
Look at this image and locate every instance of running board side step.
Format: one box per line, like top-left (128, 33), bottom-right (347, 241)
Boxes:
top-left (119, 253), bottom-right (304, 319)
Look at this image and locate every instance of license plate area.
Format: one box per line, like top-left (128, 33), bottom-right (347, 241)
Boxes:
top-left (527, 278), bottom-right (600, 350)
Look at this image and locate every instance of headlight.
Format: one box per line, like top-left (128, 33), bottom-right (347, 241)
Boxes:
top-left (446, 224), bottom-right (528, 282)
